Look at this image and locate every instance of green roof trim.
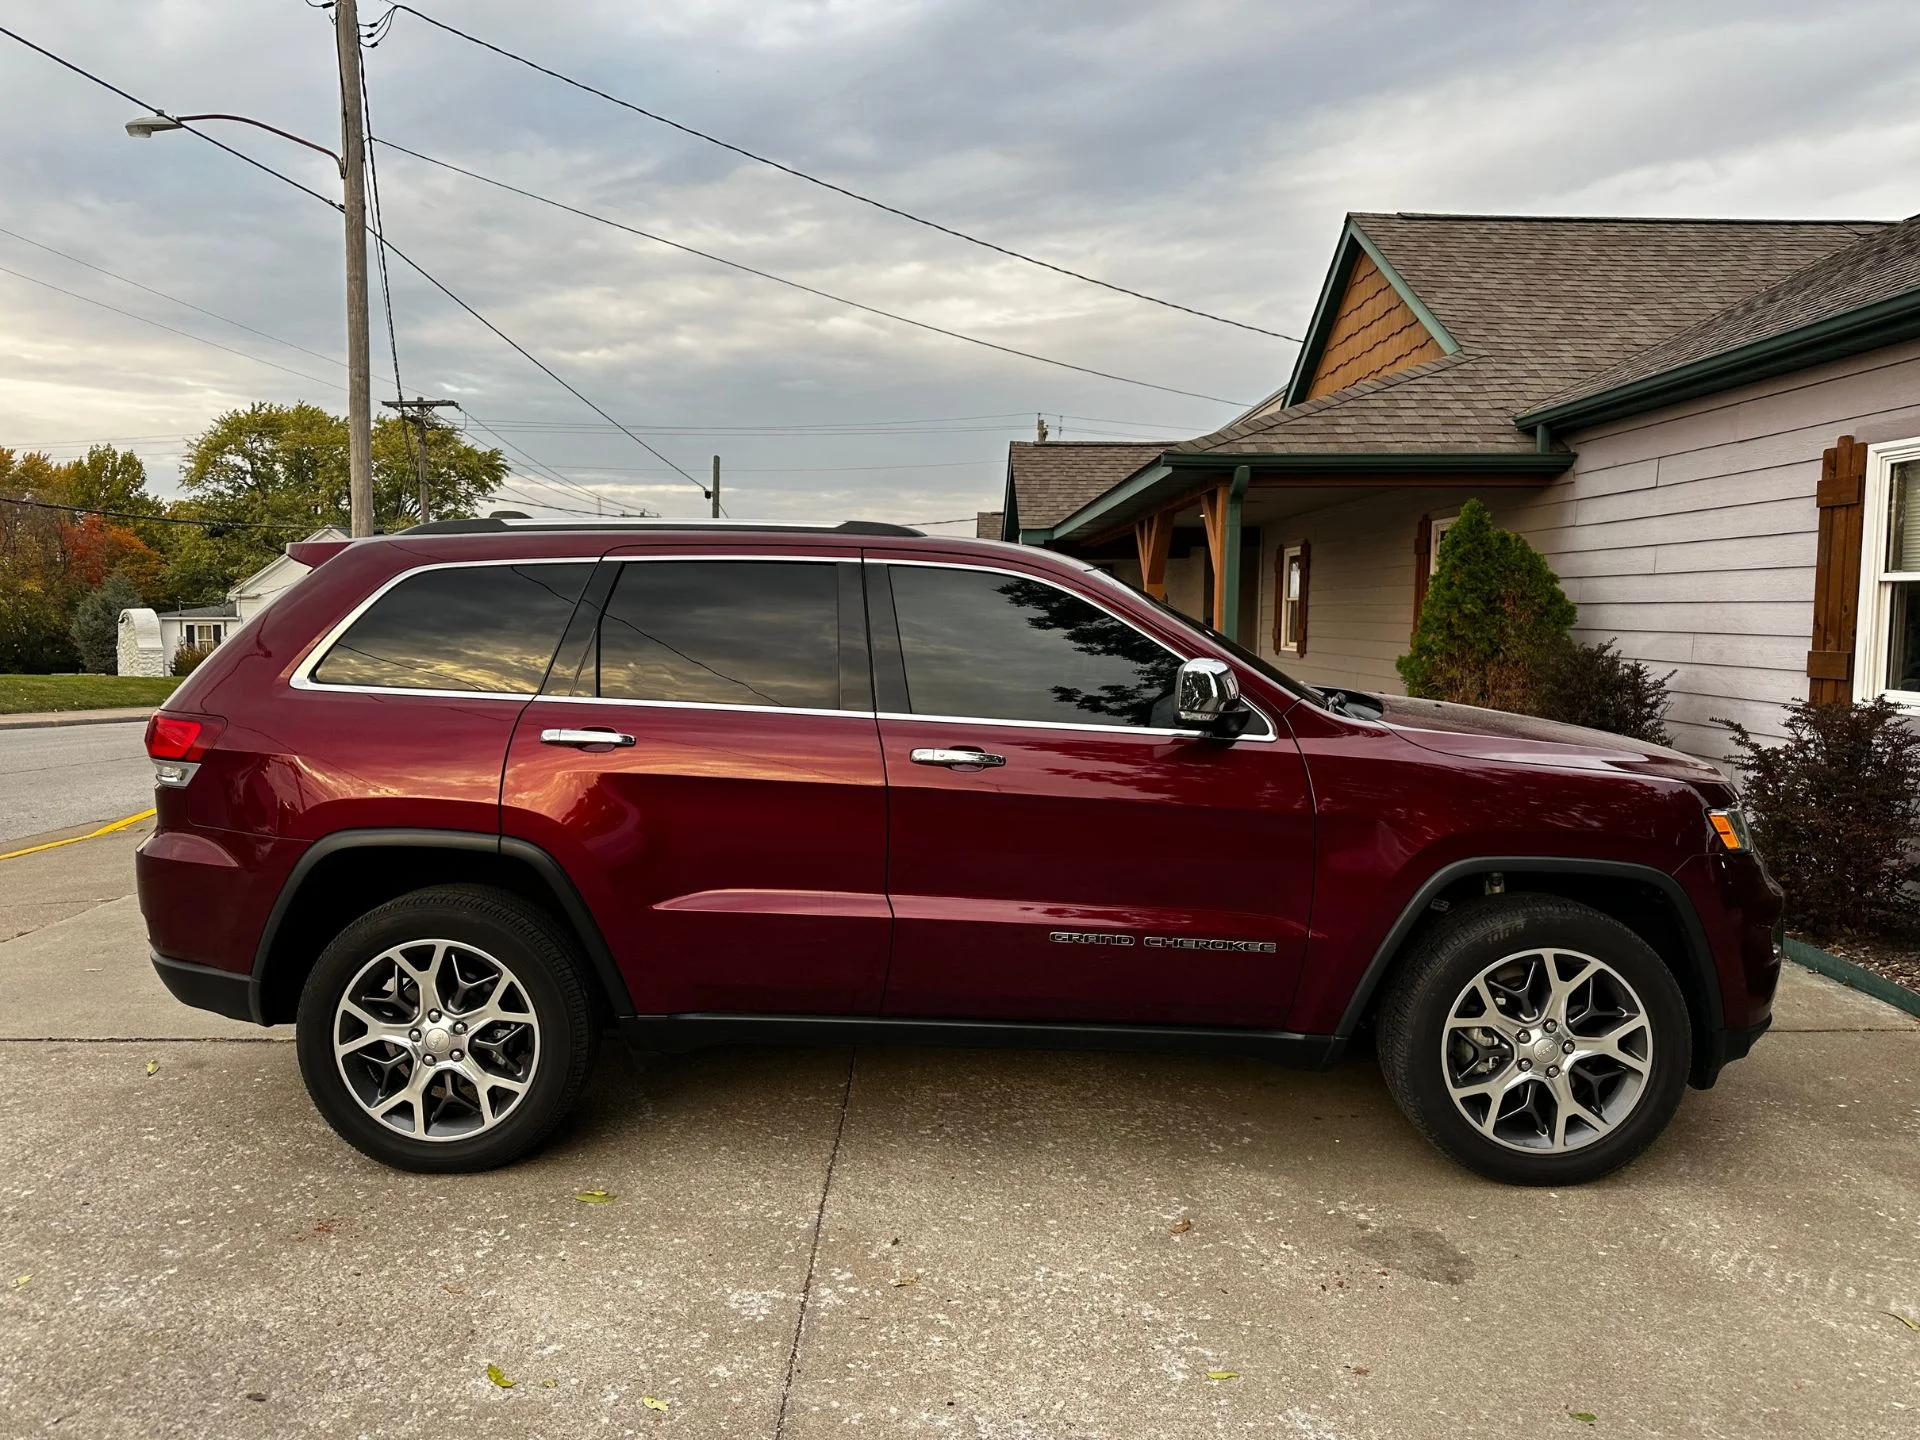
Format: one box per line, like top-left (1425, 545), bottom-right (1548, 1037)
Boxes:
top-left (1280, 219), bottom-right (1461, 409)
top-left (1516, 286), bottom-right (1920, 433)
top-left (1037, 451), bottom-right (1570, 544)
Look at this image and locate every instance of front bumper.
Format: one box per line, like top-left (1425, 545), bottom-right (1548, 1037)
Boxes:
top-left (151, 951), bottom-right (257, 1024)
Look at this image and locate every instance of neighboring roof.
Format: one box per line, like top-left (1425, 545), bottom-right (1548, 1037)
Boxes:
top-left (1521, 212), bottom-right (1920, 429)
top-left (975, 510), bottom-right (1003, 540)
top-left (227, 525), bottom-right (348, 601)
top-left (1003, 441), bottom-right (1163, 534)
top-left (157, 603), bottom-right (239, 620)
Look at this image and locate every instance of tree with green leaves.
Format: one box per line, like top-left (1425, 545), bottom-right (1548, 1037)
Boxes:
top-left (1396, 499), bottom-right (1576, 713)
top-left (173, 402), bottom-right (507, 601)
top-left (69, 571), bottom-right (144, 674)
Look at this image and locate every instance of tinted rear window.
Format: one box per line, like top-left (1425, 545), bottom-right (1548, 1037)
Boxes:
top-left (593, 560), bottom-right (841, 709)
top-left (312, 562), bottom-right (592, 693)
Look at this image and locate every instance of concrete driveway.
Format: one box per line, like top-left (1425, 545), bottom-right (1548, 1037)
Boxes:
top-left (0, 821), bottom-right (1915, 1439)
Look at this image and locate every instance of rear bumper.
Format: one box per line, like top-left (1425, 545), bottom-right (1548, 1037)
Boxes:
top-left (151, 951), bottom-right (258, 1024)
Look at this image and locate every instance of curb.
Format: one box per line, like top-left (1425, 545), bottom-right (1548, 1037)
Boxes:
top-left (1783, 937), bottom-right (1920, 1019)
top-left (0, 707), bottom-right (156, 731)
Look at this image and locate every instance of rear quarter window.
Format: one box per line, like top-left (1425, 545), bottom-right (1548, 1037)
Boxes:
top-left (309, 562), bottom-right (593, 694)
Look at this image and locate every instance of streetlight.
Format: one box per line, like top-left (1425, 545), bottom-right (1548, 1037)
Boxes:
top-left (123, 69), bottom-right (375, 539)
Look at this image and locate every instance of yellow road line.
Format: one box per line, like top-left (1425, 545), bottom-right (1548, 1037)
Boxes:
top-left (0, 808), bottom-right (157, 862)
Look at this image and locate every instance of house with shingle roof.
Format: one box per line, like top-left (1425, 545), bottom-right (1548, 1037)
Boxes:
top-left (995, 211), bottom-right (1920, 755)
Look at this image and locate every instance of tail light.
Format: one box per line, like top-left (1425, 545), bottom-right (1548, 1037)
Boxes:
top-left (144, 712), bottom-right (225, 787)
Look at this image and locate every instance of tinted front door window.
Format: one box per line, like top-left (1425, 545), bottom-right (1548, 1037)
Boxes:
top-left (887, 565), bottom-right (1180, 727)
top-left (592, 561), bottom-right (841, 709)
top-left (312, 562), bottom-right (592, 692)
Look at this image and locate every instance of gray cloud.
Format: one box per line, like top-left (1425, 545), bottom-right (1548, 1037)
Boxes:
top-left (2, 0), bottom-right (1916, 529)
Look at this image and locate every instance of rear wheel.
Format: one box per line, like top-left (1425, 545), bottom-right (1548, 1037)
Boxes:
top-left (1376, 895), bottom-right (1691, 1186)
top-left (296, 885), bottom-right (597, 1172)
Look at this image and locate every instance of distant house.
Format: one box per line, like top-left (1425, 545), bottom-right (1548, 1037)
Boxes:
top-left (997, 212), bottom-right (1920, 756)
top-left (144, 526), bottom-right (346, 671)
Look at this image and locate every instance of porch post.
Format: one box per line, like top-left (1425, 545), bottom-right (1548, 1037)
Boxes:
top-left (1199, 468), bottom-right (1250, 637)
top-left (1134, 508), bottom-right (1174, 599)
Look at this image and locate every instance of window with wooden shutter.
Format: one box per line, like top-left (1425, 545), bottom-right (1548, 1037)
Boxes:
top-left (1808, 435), bottom-right (1868, 702)
top-left (1852, 435), bottom-right (1920, 706)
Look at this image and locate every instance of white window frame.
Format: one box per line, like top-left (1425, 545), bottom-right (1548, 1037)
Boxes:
top-left (1428, 514), bottom-right (1457, 575)
top-left (1278, 544), bottom-right (1304, 654)
top-left (1855, 437), bottom-right (1920, 710)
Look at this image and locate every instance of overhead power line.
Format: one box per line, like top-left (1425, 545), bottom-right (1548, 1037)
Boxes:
top-left (385, 4), bottom-right (1298, 343)
top-left (0, 495), bottom-right (300, 530)
top-left (374, 140), bottom-right (1248, 408)
top-left (0, 22), bottom-right (709, 502)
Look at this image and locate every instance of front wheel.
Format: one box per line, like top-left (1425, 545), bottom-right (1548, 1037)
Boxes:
top-left (1376, 895), bottom-right (1691, 1186)
top-left (296, 885), bottom-right (598, 1172)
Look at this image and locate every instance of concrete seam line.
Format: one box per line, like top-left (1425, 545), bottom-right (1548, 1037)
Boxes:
top-left (0, 808), bottom-right (155, 862)
top-left (1783, 937), bottom-right (1920, 1019)
top-left (773, 1050), bottom-right (857, 1438)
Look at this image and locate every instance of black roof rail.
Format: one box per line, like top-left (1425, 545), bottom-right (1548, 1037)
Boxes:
top-left (401, 517), bottom-right (925, 538)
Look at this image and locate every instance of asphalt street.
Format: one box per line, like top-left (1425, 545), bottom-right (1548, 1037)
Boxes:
top-left (0, 820), bottom-right (1916, 1438)
top-left (0, 721), bottom-right (153, 849)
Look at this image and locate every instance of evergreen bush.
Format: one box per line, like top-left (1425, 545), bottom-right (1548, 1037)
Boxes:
top-left (68, 571), bottom-right (143, 674)
top-left (1538, 640), bottom-right (1676, 747)
top-left (171, 640), bottom-right (218, 677)
top-left (1396, 499), bottom-right (1575, 712)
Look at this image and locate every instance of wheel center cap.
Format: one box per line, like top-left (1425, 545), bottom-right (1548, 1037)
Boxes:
top-left (422, 1026), bottom-right (451, 1058)
top-left (1532, 1035), bottom-right (1562, 1066)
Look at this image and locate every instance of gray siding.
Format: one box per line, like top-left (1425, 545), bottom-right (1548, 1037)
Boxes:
top-left (1250, 338), bottom-right (1920, 758)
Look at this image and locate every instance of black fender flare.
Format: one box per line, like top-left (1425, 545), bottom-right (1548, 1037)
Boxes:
top-left (1333, 856), bottom-right (1723, 1043)
top-left (249, 827), bottom-right (633, 1023)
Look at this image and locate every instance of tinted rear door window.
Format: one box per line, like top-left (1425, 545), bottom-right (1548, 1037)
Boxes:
top-left (592, 560), bottom-right (842, 710)
top-left (311, 562), bottom-right (592, 693)
top-left (886, 564), bottom-right (1181, 727)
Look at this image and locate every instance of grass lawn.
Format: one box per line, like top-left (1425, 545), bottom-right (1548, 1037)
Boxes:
top-left (0, 674), bottom-right (183, 714)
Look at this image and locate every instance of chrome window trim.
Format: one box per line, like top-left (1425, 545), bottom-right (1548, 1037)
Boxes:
top-left (873, 557), bottom-right (1278, 742)
top-left (290, 556), bottom-right (597, 696)
top-left (532, 693), bottom-right (876, 722)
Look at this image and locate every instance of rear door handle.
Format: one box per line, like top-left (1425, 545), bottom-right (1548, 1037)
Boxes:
top-left (540, 727), bottom-right (636, 748)
top-left (910, 746), bottom-right (1006, 769)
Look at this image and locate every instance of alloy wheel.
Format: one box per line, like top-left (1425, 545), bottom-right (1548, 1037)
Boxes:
top-left (1441, 947), bottom-right (1652, 1153)
top-left (332, 939), bottom-right (541, 1141)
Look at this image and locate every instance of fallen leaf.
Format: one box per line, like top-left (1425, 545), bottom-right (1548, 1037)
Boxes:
top-left (1569, 1412), bottom-right (1597, 1425)
top-left (11, 1275), bottom-right (28, 1288)
top-left (145, 1060), bottom-right (159, 1076)
top-left (1348, 1365), bottom-right (1371, 1376)
top-left (1884, 1311), bottom-right (1920, 1332)
top-left (890, 1274), bottom-right (919, 1287)
top-left (486, 1364), bottom-right (514, 1390)
top-left (541, 1379), bottom-right (557, 1389)
top-left (642, 1395), bottom-right (669, 1411)
top-left (1169, 1218), bottom-right (1192, 1234)
top-left (441, 1283), bottom-right (467, 1295)
top-left (575, 1189), bottom-right (615, 1204)
top-left (1205, 1370), bottom-right (1239, 1382)
top-left (245, 1391), bottom-right (268, 1403)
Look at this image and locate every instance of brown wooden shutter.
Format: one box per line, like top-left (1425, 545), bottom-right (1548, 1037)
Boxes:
top-left (1808, 435), bottom-right (1868, 702)
top-left (1296, 540), bottom-right (1311, 657)
top-left (1411, 513), bottom-right (1432, 640)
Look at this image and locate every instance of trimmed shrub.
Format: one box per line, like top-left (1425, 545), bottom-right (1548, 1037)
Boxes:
top-left (69, 571), bottom-right (143, 674)
top-left (0, 583), bottom-right (81, 673)
top-left (1720, 698), bottom-right (1920, 939)
top-left (1537, 640), bottom-right (1676, 747)
top-left (1397, 500), bottom-right (1576, 713)
top-left (171, 640), bottom-right (218, 676)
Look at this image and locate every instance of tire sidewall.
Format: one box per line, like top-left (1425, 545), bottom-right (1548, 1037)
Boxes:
top-left (296, 890), bottom-right (590, 1173)
top-left (1392, 901), bottom-right (1692, 1186)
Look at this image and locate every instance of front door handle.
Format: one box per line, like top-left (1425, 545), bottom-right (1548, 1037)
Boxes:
top-left (541, 727), bottom-right (636, 748)
top-left (910, 746), bottom-right (1006, 769)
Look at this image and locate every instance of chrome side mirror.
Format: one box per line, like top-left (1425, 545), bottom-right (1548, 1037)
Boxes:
top-left (1175, 657), bottom-right (1243, 729)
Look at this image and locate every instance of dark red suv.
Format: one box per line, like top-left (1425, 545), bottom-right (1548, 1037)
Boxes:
top-left (136, 518), bottom-right (1782, 1184)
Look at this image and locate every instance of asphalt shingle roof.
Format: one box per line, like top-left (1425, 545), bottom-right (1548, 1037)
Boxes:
top-left (1005, 442), bottom-right (1164, 529)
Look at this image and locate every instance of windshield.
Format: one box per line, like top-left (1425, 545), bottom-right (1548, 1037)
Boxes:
top-left (1084, 567), bottom-right (1329, 709)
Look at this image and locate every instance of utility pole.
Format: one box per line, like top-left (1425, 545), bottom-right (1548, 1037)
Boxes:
top-left (710, 455), bottom-right (721, 519)
top-left (335, 0), bottom-right (374, 537)
top-left (382, 397), bottom-right (459, 522)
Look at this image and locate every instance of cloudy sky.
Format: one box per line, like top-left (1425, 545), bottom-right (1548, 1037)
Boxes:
top-left (3, 1), bottom-right (1918, 531)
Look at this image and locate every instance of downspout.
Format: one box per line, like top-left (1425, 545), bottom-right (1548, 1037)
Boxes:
top-left (1220, 465), bottom-right (1250, 641)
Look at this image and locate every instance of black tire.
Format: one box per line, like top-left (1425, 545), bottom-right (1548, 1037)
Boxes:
top-left (1376, 894), bottom-right (1691, 1186)
top-left (296, 884), bottom-right (598, 1173)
